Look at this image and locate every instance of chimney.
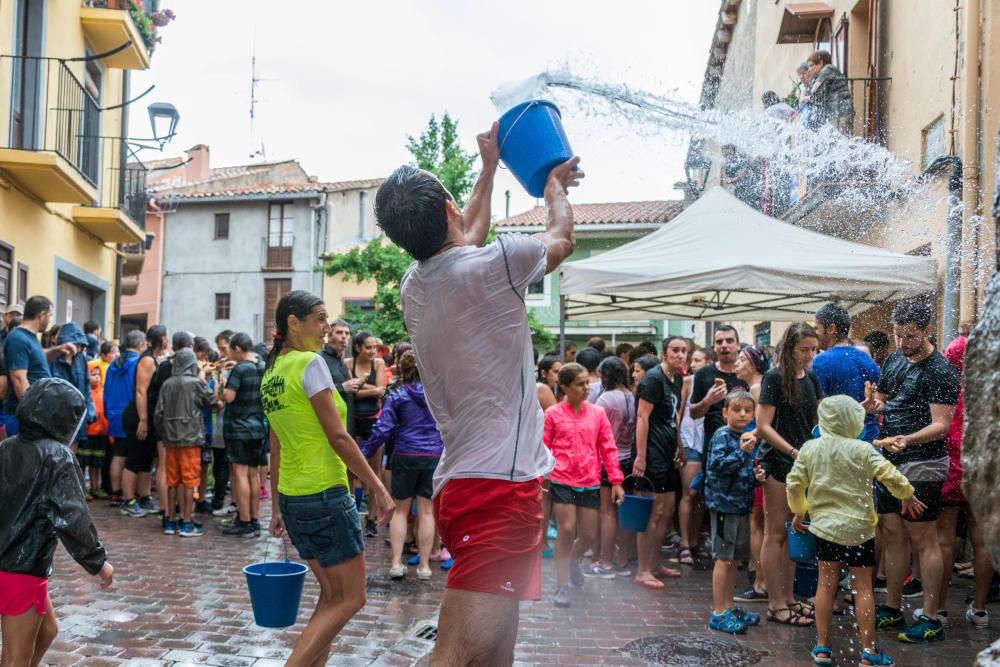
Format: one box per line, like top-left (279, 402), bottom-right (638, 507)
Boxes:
top-left (184, 144), bottom-right (211, 183)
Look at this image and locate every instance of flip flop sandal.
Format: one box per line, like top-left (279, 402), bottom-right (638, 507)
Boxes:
top-left (767, 607), bottom-right (814, 626)
top-left (678, 547), bottom-right (695, 566)
top-left (633, 577), bottom-right (666, 590)
top-left (654, 567), bottom-right (682, 579)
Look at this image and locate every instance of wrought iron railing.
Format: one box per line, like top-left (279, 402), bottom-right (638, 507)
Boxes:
top-left (846, 76), bottom-right (890, 144)
top-left (0, 55), bottom-right (101, 185)
top-left (83, 136), bottom-right (147, 228)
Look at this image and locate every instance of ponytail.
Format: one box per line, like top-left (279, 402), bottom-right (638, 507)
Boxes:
top-left (264, 290), bottom-right (325, 372)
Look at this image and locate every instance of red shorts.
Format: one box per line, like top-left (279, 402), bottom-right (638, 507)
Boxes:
top-left (753, 484), bottom-right (764, 509)
top-left (434, 477), bottom-right (543, 601)
top-left (0, 571), bottom-right (48, 616)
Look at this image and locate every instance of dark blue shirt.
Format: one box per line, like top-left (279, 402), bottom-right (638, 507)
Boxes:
top-left (4, 327), bottom-right (50, 413)
top-left (811, 345), bottom-right (881, 442)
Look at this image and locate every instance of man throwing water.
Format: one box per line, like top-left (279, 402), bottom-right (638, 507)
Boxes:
top-left (376, 122), bottom-right (583, 665)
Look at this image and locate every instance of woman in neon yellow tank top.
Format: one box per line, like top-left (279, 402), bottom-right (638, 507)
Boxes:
top-left (262, 290), bottom-right (394, 666)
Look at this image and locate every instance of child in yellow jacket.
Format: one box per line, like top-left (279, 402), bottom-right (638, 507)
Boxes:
top-left (787, 395), bottom-right (925, 667)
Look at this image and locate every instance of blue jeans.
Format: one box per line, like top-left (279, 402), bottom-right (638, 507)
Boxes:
top-left (279, 486), bottom-right (364, 568)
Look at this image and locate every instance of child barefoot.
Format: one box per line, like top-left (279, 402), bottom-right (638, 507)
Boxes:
top-left (787, 395), bottom-right (924, 666)
top-left (543, 363), bottom-right (624, 608)
top-left (0, 378), bottom-right (113, 667)
top-left (705, 390), bottom-right (760, 634)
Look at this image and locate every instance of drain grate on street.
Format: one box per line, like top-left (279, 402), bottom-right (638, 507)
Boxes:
top-left (413, 624), bottom-right (438, 642)
top-left (365, 573), bottom-right (445, 597)
top-left (621, 635), bottom-right (768, 666)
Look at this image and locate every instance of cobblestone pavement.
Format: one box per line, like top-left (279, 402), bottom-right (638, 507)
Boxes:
top-left (41, 501), bottom-right (999, 666)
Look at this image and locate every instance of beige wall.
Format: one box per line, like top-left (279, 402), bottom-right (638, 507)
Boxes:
top-left (322, 274), bottom-right (378, 319)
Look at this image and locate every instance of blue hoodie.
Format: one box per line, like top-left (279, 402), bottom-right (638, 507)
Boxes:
top-left (704, 424), bottom-right (755, 515)
top-left (362, 382), bottom-right (443, 459)
top-left (104, 350), bottom-right (140, 439)
top-left (48, 323), bottom-right (95, 439)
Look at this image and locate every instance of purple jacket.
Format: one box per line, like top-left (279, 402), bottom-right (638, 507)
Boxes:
top-left (362, 382), bottom-right (443, 458)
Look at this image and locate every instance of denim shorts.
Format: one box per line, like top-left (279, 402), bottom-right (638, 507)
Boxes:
top-left (682, 446), bottom-right (704, 464)
top-left (279, 486), bottom-right (364, 567)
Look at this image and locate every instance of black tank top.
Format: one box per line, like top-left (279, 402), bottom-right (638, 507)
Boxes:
top-left (351, 359), bottom-right (380, 418)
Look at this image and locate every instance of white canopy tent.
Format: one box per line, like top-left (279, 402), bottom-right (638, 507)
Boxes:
top-left (558, 187), bottom-right (938, 326)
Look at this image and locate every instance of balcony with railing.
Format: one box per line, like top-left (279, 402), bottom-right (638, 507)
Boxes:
top-left (262, 233), bottom-right (294, 271)
top-left (0, 55), bottom-right (100, 203)
top-left (80, 0), bottom-right (156, 70)
top-left (72, 136), bottom-right (148, 243)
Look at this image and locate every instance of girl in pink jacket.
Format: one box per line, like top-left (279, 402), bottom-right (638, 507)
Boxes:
top-left (544, 363), bottom-right (625, 609)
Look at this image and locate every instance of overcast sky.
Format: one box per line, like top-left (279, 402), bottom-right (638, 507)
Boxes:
top-left (130, 1), bottom-right (719, 216)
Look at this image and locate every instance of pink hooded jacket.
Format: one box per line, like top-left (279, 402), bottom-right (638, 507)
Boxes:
top-left (543, 401), bottom-right (624, 488)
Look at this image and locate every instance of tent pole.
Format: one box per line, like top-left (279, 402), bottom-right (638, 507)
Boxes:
top-left (559, 294), bottom-right (566, 360)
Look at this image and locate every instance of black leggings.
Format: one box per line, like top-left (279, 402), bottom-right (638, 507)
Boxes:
top-left (211, 448), bottom-right (230, 509)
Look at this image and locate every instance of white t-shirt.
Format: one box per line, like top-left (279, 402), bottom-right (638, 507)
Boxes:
top-left (400, 233), bottom-right (556, 495)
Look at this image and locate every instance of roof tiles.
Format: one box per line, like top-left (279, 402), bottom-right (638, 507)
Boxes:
top-left (495, 200), bottom-right (683, 228)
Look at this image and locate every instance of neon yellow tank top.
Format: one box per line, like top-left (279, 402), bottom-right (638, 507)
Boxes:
top-left (261, 350), bottom-right (349, 496)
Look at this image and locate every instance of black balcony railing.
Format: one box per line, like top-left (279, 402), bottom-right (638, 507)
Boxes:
top-left (83, 136), bottom-right (147, 228)
top-left (0, 55), bottom-right (101, 185)
top-left (846, 76), bottom-right (890, 144)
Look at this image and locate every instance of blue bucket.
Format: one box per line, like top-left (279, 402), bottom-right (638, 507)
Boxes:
top-left (786, 521), bottom-right (816, 562)
top-left (498, 100), bottom-right (573, 197)
top-left (618, 475), bottom-right (654, 532)
top-left (794, 561), bottom-right (819, 598)
top-left (243, 560), bottom-right (308, 628)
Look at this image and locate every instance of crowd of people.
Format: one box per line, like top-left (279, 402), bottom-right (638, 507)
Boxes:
top-left (0, 121), bottom-right (990, 667)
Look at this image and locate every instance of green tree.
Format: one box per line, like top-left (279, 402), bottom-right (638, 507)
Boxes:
top-left (406, 112), bottom-right (478, 207)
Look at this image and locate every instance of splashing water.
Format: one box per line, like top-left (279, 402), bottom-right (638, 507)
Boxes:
top-left (492, 69), bottom-right (956, 245)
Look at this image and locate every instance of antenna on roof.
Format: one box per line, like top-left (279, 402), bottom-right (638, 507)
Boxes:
top-left (248, 33), bottom-right (273, 162)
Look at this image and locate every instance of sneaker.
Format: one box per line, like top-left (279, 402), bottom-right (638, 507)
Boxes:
top-left (120, 499), bottom-right (147, 518)
top-left (875, 605), bottom-right (906, 631)
top-left (569, 559), bottom-right (585, 588)
top-left (416, 567), bottom-right (432, 580)
top-left (108, 493), bottom-right (123, 508)
top-left (250, 519), bottom-right (261, 537)
top-left (732, 606), bottom-right (760, 626)
top-left (259, 487), bottom-right (269, 500)
top-left (613, 564), bottom-right (634, 577)
top-left (966, 605), bottom-right (991, 628)
top-left (139, 496), bottom-right (162, 515)
top-left (430, 548), bottom-right (452, 562)
top-left (553, 587), bottom-right (570, 608)
top-left (912, 608), bottom-right (948, 627)
top-left (389, 565), bottom-right (407, 579)
top-left (90, 488), bottom-right (109, 500)
top-left (709, 609), bottom-right (748, 634)
top-left (178, 522), bottom-right (204, 537)
top-left (163, 519), bottom-right (177, 535)
top-left (440, 558), bottom-right (453, 570)
top-left (733, 588), bottom-right (768, 603)
top-left (212, 504), bottom-right (236, 517)
top-left (541, 548), bottom-right (554, 559)
top-left (407, 554), bottom-right (421, 566)
top-left (365, 519), bottom-right (378, 538)
top-left (897, 614), bottom-right (944, 643)
top-left (222, 520), bottom-right (255, 537)
top-left (901, 576), bottom-right (923, 598)
top-left (874, 575), bottom-right (888, 593)
top-left (582, 564), bottom-right (616, 579)
top-left (193, 500), bottom-right (213, 515)
top-left (358, 498), bottom-right (370, 515)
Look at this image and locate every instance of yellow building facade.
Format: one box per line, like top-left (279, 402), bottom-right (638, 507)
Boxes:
top-left (694, 0), bottom-right (997, 344)
top-left (0, 0), bottom-right (153, 334)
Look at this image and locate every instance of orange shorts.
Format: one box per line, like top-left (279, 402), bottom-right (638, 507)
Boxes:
top-left (165, 446), bottom-right (201, 489)
top-left (434, 477), bottom-right (543, 601)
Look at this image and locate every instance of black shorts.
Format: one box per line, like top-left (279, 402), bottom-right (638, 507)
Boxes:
top-left (761, 449), bottom-right (794, 484)
top-left (390, 454), bottom-right (438, 500)
top-left (124, 434), bottom-right (157, 473)
top-left (875, 479), bottom-right (943, 522)
top-left (226, 438), bottom-right (265, 467)
top-left (815, 536), bottom-right (876, 568)
top-left (354, 416), bottom-right (377, 441)
top-left (550, 481), bottom-right (600, 510)
top-left (258, 437), bottom-right (270, 468)
top-left (644, 465), bottom-right (681, 494)
top-left (601, 458), bottom-right (633, 487)
top-left (110, 436), bottom-right (128, 458)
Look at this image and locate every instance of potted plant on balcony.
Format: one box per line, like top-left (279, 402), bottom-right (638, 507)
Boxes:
top-left (125, 0), bottom-right (174, 51)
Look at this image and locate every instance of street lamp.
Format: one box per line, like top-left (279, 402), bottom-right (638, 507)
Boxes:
top-left (147, 102), bottom-right (179, 148)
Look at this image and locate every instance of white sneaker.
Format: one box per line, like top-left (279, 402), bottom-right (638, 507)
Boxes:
top-left (912, 607), bottom-right (949, 627)
top-left (389, 565), bottom-right (407, 579)
top-left (966, 605), bottom-right (991, 628)
top-left (416, 567), bottom-right (432, 580)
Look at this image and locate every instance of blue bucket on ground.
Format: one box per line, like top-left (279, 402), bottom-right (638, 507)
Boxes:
top-left (244, 560), bottom-right (308, 628)
top-left (618, 475), bottom-right (655, 532)
top-left (794, 561), bottom-right (819, 598)
top-left (497, 100), bottom-right (573, 197)
top-left (786, 521), bottom-right (816, 562)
